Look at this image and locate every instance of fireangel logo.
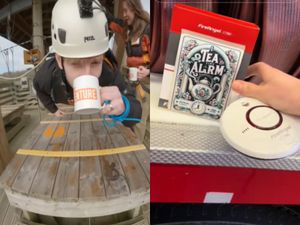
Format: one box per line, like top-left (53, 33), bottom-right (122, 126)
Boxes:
top-left (198, 24), bottom-right (232, 36)
top-left (84, 35), bottom-right (95, 43)
top-left (198, 24), bottom-right (221, 33)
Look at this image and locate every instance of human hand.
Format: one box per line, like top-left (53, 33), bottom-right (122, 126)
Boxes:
top-left (54, 109), bottom-right (65, 117)
top-left (232, 62), bottom-right (300, 116)
top-left (100, 86), bottom-right (125, 116)
top-left (137, 66), bottom-right (150, 80)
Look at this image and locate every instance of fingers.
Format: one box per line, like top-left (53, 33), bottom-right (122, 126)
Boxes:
top-left (138, 65), bottom-right (145, 71)
top-left (54, 109), bottom-right (64, 117)
top-left (232, 80), bottom-right (263, 99)
top-left (137, 66), bottom-right (149, 80)
top-left (137, 73), bottom-right (143, 80)
top-left (101, 104), bottom-right (113, 115)
top-left (100, 86), bottom-right (121, 104)
top-left (100, 98), bottom-right (125, 116)
top-left (137, 66), bottom-right (144, 79)
top-left (247, 62), bottom-right (272, 82)
top-left (99, 86), bottom-right (125, 116)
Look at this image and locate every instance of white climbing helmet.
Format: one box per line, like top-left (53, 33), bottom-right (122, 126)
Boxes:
top-left (51, 0), bottom-right (109, 58)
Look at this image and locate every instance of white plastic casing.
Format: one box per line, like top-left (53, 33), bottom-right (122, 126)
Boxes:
top-left (220, 97), bottom-right (300, 159)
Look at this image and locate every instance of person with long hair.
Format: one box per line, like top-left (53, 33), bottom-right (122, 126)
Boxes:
top-left (123, 0), bottom-right (150, 143)
top-left (108, 0), bottom-right (150, 143)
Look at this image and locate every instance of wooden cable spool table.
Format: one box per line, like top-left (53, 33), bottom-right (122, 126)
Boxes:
top-left (0, 111), bottom-right (149, 218)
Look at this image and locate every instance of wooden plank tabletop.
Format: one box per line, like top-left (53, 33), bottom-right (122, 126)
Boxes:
top-left (0, 110), bottom-right (149, 218)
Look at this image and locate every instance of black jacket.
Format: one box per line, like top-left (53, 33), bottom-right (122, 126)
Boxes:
top-left (33, 51), bottom-right (142, 127)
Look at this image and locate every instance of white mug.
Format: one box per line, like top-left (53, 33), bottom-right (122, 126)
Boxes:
top-left (129, 67), bottom-right (138, 81)
top-left (73, 75), bottom-right (101, 115)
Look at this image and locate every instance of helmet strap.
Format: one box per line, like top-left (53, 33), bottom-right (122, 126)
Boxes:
top-left (60, 57), bottom-right (73, 100)
top-left (60, 57), bottom-right (67, 84)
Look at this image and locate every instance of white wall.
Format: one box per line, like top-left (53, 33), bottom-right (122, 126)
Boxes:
top-left (0, 37), bottom-right (33, 74)
top-left (141, 0), bottom-right (150, 13)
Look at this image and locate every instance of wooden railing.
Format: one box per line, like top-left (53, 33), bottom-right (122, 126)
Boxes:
top-left (0, 79), bottom-right (38, 109)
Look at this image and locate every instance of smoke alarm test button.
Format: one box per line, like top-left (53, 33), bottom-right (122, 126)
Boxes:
top-left (246, 106), bottom-right (283, 130)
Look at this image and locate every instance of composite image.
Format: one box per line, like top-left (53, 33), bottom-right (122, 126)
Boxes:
top-left (0, 0), bottom-right (300, 224)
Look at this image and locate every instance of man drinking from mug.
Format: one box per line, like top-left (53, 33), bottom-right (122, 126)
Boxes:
top-left (33, 0), bottom-right (141, 127)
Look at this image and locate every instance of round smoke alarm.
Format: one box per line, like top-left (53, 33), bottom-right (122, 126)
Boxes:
top-left (220, 97), bottom-right (300, 159)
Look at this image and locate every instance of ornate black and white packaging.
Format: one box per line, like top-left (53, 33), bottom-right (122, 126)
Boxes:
top-left (170, 29), bottom-right (245, 119)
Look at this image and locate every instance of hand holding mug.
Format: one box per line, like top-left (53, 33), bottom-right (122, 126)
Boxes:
top-left (100, 86), bottom-right (125, 116)
top-left (138, 66), bottom-right (150, 80)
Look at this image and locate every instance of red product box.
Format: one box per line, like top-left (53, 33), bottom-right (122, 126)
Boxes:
top-left (159, 4), bottom-right (260, 120)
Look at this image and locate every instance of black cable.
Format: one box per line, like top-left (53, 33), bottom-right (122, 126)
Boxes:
top-left (93, 0), bottom-right (107, 13)
top-left (78, 0), bottom-right (93, 18)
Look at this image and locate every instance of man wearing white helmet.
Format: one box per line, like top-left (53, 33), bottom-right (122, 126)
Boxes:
top-left (34, 0), bottom-right (141, 127)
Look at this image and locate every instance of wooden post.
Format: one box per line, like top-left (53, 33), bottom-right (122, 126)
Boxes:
top-left (113, 0), bottom-right (126, 66)
top-left (0, 107), bottom-right (11, 174)
top-left (32, 0), bottom-right (45, 56)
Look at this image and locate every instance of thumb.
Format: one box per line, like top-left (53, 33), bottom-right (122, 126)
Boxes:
top-left (232, 80), bottom-right (262, 99)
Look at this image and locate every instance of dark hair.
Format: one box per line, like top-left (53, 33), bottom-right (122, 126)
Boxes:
top-left (124, 0), bottom-right (149, 41)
